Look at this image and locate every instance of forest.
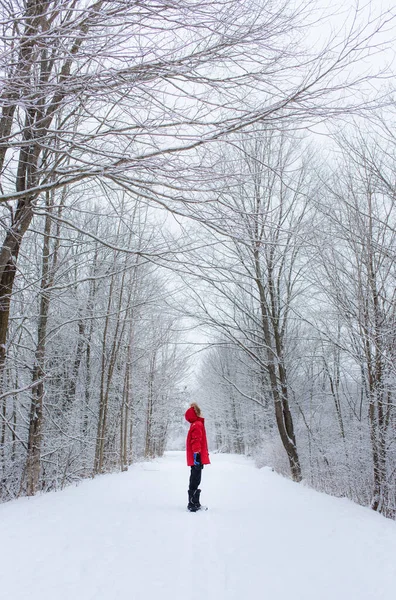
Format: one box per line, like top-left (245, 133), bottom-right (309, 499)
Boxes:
top-left (1, 0), bottom-right (396, 519)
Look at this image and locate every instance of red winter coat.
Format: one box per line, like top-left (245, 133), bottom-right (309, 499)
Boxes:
top-left (185, 407), bottom-right (210, 466)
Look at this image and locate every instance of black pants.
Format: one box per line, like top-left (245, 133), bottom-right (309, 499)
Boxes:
top-left (189, 465), bottom-right (203, 492)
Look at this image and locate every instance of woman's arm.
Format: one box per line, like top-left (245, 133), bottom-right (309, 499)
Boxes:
top-left (190, 422), bottom-right (202, 453)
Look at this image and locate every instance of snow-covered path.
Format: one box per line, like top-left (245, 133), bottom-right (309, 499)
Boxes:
top-left (1, 452), bottom-right (396, 600)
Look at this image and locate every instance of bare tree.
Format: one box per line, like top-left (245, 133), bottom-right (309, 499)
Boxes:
top-left (175, 130), bottom-right (314, 481)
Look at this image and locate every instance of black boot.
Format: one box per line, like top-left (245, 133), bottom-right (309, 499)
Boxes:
top-left (187, 489), bottom-right (200, 512)
top-left (187, 490), bottom-right (198, 512)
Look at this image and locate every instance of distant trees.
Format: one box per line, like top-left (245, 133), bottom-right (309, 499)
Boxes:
top-left (197, 344), bottom-right (264, 456)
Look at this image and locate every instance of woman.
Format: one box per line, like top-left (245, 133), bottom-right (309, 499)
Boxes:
top-left (185, 402), bottom-right (210, 512)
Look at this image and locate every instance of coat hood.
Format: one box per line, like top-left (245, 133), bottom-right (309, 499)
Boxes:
top-left (185, 406), bottom-right (202, 423)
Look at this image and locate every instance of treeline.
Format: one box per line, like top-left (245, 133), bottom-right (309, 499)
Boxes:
top-left (189, 127), bottom-right (396, 518)
top-left (0, 191), bottom-right (185, 499)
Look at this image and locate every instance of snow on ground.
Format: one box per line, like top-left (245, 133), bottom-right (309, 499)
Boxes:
top-left (1, 451), bottom-right (396, 600)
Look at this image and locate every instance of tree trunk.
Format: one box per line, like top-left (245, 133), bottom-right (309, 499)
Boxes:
top-left (25, 201), bottom-right (52, 495)
top-left (255, 251), bottom-right (302, 482)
